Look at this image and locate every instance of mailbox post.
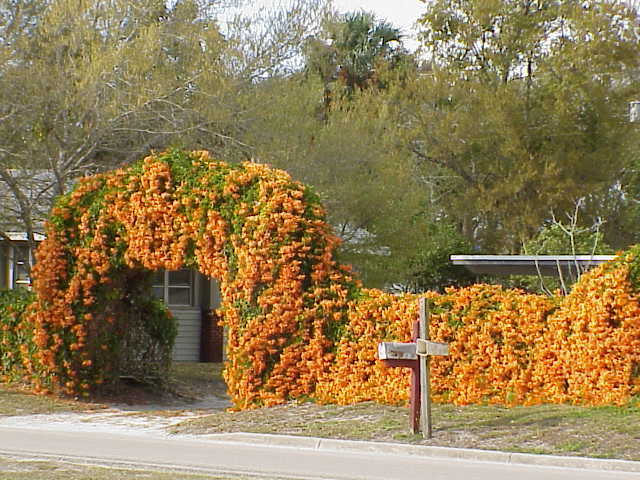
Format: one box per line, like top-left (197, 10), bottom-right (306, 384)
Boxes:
top-left (377, 297), bottom-right (449, 438)
top-left (378, 321), bottom-right (422, 433)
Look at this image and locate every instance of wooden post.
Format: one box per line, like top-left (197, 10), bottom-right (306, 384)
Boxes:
top-left (377, 300), bottom-right (448, 438)
top-left (410, 320), bottom-right (420, 434)
top-left (419, 297), bottom-right (432, 439)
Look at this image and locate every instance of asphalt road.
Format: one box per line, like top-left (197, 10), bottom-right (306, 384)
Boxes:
top-left (0, 427), bottom-right (637, 480)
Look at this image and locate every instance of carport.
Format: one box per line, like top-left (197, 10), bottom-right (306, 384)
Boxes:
top-left (450, 255), bottom-right (615, 278)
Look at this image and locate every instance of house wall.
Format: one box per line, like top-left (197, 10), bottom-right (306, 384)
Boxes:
top-left (172, 307), bottom-right (202, 362)
top-left (170, 273), bottom-right (223, 363)
top-left (0, 243), bottom-right (28, 290)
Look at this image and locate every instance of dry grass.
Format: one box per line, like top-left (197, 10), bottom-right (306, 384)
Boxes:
top-left (167, 362), bottom-right (229, 400)
top-left (0, 362), bottom-right (228, 416)
top-left (0, 384), bottom-right (103, 416)
top-left (171, 396), bottom-right (640, 461)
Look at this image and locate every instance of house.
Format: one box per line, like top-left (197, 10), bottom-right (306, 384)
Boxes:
top-left (0, 232), bottom-right (45, 290)
top-left (0, 169), bottom-right (52, 290)
top-left (150, 268), bottom-right (223, 362)
top-left (0, 171), bottom-right (223, 362)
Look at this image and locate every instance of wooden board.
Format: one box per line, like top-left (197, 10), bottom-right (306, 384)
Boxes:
top-left (378, 342), bottom-right (417, 360)
top-left (416, 339), bottom-right (449, 356)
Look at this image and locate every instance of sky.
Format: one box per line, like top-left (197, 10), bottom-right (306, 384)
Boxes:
top-left (331, 0), bottom-right (427, 49)
top-left (233, 0), bottom-right (429, 52)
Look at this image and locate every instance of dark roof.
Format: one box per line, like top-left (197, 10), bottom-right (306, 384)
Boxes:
top-left (450, 255), bottom-right (615, 277)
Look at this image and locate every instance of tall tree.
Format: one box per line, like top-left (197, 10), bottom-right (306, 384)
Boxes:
top-left (222, 0), bottom-right (329, 81)
top-left (0, 0), bottom-right (328, 257)
top-left (239, 68), bottom-right (471, 290)
top-left (0, 0), bottom-right (225, 251)
top-left (305, 10), bottom-right (411, 118)
top-left (238, 11), bottom-right (477, 290)
top-left (406, 0), bottom-right (640, 252)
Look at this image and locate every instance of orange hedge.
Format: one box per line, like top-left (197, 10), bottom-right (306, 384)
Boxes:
top-left (316, 255), bottom-right (640, 407)
top-left (315, 285), bottom-right (557, 406)
top-left (10, 149), bottom-right (640, 407)
top-left (530, 255), bottom-right (640, 405)
top-left (316, 253), bottom-right (640, 407)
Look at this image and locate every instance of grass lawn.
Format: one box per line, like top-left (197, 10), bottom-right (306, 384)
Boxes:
top-left (167, 364), bottom-right (640, 462)
top-left (0, 384), bottom-right (102, 416)
top-left (171, 399), bottom-right (640, 460)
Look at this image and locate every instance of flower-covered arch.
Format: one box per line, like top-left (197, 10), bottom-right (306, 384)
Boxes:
top-left (27, 150), bottom-right (366, 407)
top-left (16, 149), bottom-right (640, 409)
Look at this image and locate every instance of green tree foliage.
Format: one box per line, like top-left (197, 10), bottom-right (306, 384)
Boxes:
top-left (242, 78), bottom-right (417, 288)
top-left (523, 223), bottom-right (612, 257)
top-left (408, 0), bottom-right (640, 252)
top-left (505, 204), bottom-right (615, 294)
top-left (0, 0), bottom-right (225, 250)
top-left (304, 10), bottom-right (411, 117)
top-left (235, 12), bottom-right (412, 289)
top-left (242, 10), bottom-right (478, 292)
top-left (321, 11), bottom-right (404, 91)
top-left (223, 0), bottom-right (329, 81)
top-left (384, 220), bottom-right (475, 293)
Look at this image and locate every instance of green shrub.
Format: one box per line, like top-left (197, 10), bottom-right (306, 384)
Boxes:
top-left (0, 289), bottom-right (36, 382)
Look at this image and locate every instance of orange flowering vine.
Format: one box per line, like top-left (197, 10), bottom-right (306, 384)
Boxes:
top-left (2, 149), bottom-right (639, 408)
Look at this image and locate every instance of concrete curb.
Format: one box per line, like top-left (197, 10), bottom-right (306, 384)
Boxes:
top-left (206, 432), bottom-right (640, 474)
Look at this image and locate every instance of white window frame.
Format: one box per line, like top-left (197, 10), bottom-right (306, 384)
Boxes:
top-left (10, 245), bottom-right (32, 290)
top-left (152, 269), bottom-right (197, 308)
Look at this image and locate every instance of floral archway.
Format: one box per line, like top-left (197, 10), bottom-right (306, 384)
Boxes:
top-left (15, 149), bottom-right (640, 409)
top-left (26, 150), bottom-right (364, 407)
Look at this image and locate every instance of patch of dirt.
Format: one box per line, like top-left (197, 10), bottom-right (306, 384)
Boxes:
top-left (0, 382), bottom-right (231, 438)
top-left (82, 362), bottom-right (231, 412)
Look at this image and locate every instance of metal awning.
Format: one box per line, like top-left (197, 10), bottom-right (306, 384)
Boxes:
top-left (3, 232), bottom-right (46, 242)
top-left (450, 255), bottom-right (615, 277)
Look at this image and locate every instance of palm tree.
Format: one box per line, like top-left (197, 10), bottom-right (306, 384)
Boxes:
top-left (304, 11), bottom-right (406, 119)
top-left (330, 11), bottom-right (403, 91)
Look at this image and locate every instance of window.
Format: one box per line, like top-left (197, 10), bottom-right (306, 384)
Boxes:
top-left (12, 246), bottom-right (31, 289)
top-left (151, 269), bottom-right (194, 307)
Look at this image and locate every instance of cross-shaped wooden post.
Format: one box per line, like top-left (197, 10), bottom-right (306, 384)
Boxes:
top-left (378, 297), bottom-right (449, 438)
